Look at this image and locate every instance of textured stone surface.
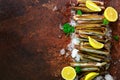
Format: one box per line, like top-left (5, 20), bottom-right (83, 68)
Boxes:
top-left (0, 0), bottom-right (120, 80)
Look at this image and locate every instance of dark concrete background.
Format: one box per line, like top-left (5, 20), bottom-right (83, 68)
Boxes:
top-left (0, 0), bottom-right (120, 80)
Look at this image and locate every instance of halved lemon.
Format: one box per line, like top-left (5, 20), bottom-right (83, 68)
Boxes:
top-left (61, 66), bottom-right (76, 80)
top-left (104, 7), bottom-right (118, 22)
top-left (85, 72), bottom-right (99, 80)
top-left (88, 36), bottom-right (104, 49)
top-left (86, 0), bottom-right (101, 11)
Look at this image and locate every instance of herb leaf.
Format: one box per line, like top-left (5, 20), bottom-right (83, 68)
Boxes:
top-left (77, 10), bottom-right (82, 15)
top-left (75, 66), bottom-right (81, 74)
top-left (103, 18), bottom-right (109, 25)
top-left (63, 23), bottom-right (75, 34)
top-left (113, 35), bottom-right (119, 41)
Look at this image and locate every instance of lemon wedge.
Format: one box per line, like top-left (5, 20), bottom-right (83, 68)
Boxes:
top-left (85, 72), bottom-right (99, 80)
top-left (86, 0), bottom-right (101, 11)
top-left (104, 7), bottom-right (118, 22)
top-left (88, 36), bottom-right (104, 49)
top-left (61, 66), bottom-right (76, 80)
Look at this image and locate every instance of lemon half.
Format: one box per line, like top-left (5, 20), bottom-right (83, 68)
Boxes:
top-left (61, 66), bottom-right (76, 80)
top-left (104, 7), bottom-right (118, 22)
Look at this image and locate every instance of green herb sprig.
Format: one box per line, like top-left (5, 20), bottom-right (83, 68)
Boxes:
top-left (103, 18), bottom-right (109, 25)
top-left (77, 10), bottom-right (82, 15)
top-left (113, 35), bottom-right (119, 41)
top-left (63, 23), bottom-right (75, 35)
top-left (75, 66), bottom-right (81, 74)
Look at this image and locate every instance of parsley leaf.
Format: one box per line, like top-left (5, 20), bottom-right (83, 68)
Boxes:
top-left (63, 23), bottom-right (75, 35)
top-left (113, 35), bottom-right (119, 41)
top-left (77, 10), bottom-right (82, 15)
top-left (103, 18), bottom-right (109, 25)
top-left (75, 66), bottom-right (81, 74)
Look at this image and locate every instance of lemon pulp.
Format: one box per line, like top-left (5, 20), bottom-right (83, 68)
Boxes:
top-left (104, 7), bottom-right (118, 22)
top-left (88, 36), bottom-right (104, 49)
top-left (61, 66), bottom-right (76, 80)
top-left (85, 72), bottom-right (99, 80)
top-left (86, 0), bottom-right (101, 11)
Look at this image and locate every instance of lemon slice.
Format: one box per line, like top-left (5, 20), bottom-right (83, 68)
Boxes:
top-left (86, 0), bottom-right (101, 11)
top-left (88, 36), bottom-right (104, 49)
top-left (104, 7), bottom-right (118, 22)
top-left (61, 66), bottom-right (76, 80)
top-left (85, 72), bottom-right (99, 80)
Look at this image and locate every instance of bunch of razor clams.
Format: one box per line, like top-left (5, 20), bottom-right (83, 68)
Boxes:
top-left (70, 0), bottom-right (112, 75)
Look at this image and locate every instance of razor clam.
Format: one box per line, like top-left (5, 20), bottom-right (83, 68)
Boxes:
top-left (79, 38), bottom-right (89, 42)
top-left (81, 53), bottom-right (110, 62)
top-left (86, 52), bottom-right (110, 62)
top-left (80, 53), bottom-right (103, 62)
top-left (79, 38), bottom-right (106, 43)
top-left (70, 62), bottom-right (107, 67)
top-left (78, 34), bottom-right (108, 43)
top-left (81, 42), bottom-right (90, 46)
top-left (77, 0), bottom-right (104, 6)
top-left (77, 29), bottom-right (106, 36)
top-left (81, 67), bottom-right (100, 71)
top-left (80, 58), bottom-right (94, 62)
top-left (76, 25), bottom-right (106, 30)
top-left (75, 24), bottom-right (102, 29)
top-left (80, 45), bottom-right (110, 56)
top-left (80, 54), bottom-right (95, 62)
top-left (86, 52), bottom-right (106, 59)
top-left (71, 7), bottom-right (99, 12)
top-left (81, 27), bottom-right (106, 30)
top-left (73, 14), bottom-right (104, 21)
top-left (77, 20), bottom-right (103, 24)
top-left (78, 34), bottom-right (103, 39)
top-left (78, 34), bottom-right (106, 42)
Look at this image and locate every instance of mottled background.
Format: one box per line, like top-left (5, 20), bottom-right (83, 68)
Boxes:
top-left (0, 0), bottom-right (120, 80)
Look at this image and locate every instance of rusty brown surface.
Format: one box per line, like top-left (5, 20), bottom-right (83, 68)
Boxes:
top-left (0, 0), bottom-right (120, 80)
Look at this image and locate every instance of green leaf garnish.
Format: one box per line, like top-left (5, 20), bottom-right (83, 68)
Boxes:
top-left (63, 23), bottom-right (75, 35)
top-left (113, 35), bottom-right (119, 41)
top-left (103, 18), bottom-right (109, 25)
top-left (77, 10), bottom-right (82, 15)
top-left (75, 66), bottom-right (81, 74)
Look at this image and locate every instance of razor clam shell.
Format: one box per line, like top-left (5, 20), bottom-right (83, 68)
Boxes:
top-left (77, 20), bottom-right (103, 24)
top-left (80, 53), bottom-right (103, 62)
top-left (70, 62), bottom-right (107, 67)
top-left (78, 34), bottom-right (107, 43)
top-left (85, 52), bottom-right (110, 62)
top-left (76, 25), bottom-right (105, 30)
top-left (75, 24), bottom-right (103, 29)
top-left (73, 14), bottom-right (104, 21)
top-left (86, 52), bottom-right (106, 59)
top-left (77, 29), bottom-right (106, 36)
top-left (80, 45), bottom-right (110, 56)
top-left (80, 57), bottom-right (94, 62)
top-left (81, 67), bottom-right (100, 71)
